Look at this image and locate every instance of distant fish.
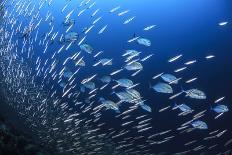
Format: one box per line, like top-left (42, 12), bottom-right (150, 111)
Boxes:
top-left (205, 55), bottom-right (215, 59)
top-left (91, 9), bottom-right (100, 17)
top-left (114, 78), bottom-right (134, 88)
top-left (110, 6), bottom-right (120, 13)
top-left (185, 77), bottom-right (198, 84)
top-left (110, 68), bottom-right (123, 76)
top-left (80, 44), bottom-right (93, 54)
top-left (128, 36), bottom-right (140, 43)
top-left (78, 36), bottom-right (87, 46)
top-left (184, 89), bottom-right (206, 99)
top-left (169, 91), bottom-right (183, 100)
top-left (173, 103), bottom-right (193, 114)
top-left (98, 25), bottom-right (108, 34)
top-left (168, 54), bottom-right (183, 63)
top-left (61, 3), bottom-right (69, 13)
top-left (123, 16), bottom-right (135, 24)
top-left (94, 51), bottom-right (103, 58)
top-left (174, 67), bottom-right (187, 73)
top-left (191, 120), bottom-right (208, 130)
top-left (100, 98), bottom-right (120, 113)
top-left (141, 54), bottom-right (153, 62)
top-left (161, 74), bottom-right (178, 84)
top-left (184, 60), bottom-right (197, 65)
top-left (214, 113), bottom-right (224, 119)
top-left (214, 96), bottom-right (225, 103)
top-left (137, 38), bottom-right (151, 46)
top-left (152, 72), bottom-right (164, 80)
top-left (100, 58), bottom-right (113, 66)
top-left (125, 61), bottom-right (143, 71)
top-left (118, 10), bottom-right (130, 16)
top-left (78, 9), bottom-right (86, 17)
top-left (211, 104), bottom-right (229, 114)
top-left (159, 106), bottom-right (171, 112)
top-left (218, 21), bottom-right (228, 26)
top-left (92, 17), bottom-right (102, 25)
top-left (150, 82), bottom-right (173, 94)
top-left (85, 25), bottom-right (95, 34)
top-left (88, 2), bottom-right (96, 9)
top-left (143, 25), bottom-right (156, 31)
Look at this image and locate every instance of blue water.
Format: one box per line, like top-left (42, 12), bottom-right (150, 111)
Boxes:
top-left (2, 0), bottom-right (232, 154)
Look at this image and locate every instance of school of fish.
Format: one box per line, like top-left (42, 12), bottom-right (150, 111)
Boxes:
top-left (0, 0), bottom-right (231, 155)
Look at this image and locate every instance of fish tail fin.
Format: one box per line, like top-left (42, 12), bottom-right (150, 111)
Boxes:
top-left (111, 91), bottom-right (116, 95)
top-left (174, 102), bottom-right (177, 107)
top-left (172, 102), bottom-right (178, 110)
top-left (180, 86), bottom-right (185, 93)
top-left (133, 32), bottom-right (136, 38)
